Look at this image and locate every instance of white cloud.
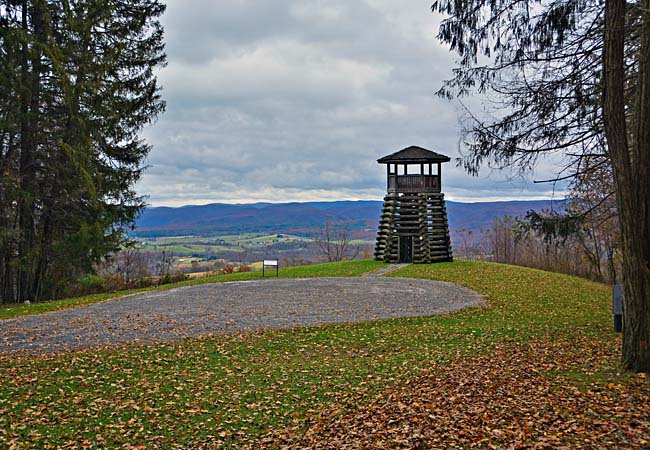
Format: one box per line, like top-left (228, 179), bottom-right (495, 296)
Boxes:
top-left (139, 0), bottom-right (565, 206)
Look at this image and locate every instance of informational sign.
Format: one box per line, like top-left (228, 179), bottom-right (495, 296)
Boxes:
top-left (262, 259), bottom-right (279, 277)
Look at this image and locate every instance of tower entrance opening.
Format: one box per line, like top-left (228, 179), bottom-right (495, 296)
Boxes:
top-left (399, 236), bottom-right (413, 263)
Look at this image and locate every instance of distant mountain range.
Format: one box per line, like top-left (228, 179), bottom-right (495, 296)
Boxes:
top-left (134, 199), bottom-right (566, 238)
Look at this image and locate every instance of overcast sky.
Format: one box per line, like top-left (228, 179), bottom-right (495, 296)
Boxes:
top-left (138, 0), bottom-right (566, 206)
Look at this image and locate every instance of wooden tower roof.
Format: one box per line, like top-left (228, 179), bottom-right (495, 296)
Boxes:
top-left (377, 146), bottom-right (451, 164)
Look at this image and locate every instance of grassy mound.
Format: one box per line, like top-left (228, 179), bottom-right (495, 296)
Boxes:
top-left (1, 260), bottom-right (645, 449)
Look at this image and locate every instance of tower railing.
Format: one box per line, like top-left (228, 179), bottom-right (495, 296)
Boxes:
top-left (388, 174), bottom-right (440, 193)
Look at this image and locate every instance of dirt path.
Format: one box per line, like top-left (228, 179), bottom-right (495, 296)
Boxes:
top-left (0, 277), bottom-right (482, 354)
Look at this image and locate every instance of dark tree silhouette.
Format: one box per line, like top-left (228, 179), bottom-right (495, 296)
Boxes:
top-left (0, 0), bottom-right (166, 302)
top-left (433, 0), bottom-right (650, 371)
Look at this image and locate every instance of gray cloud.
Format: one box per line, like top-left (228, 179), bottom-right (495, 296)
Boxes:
top-left (139, 0), bottom-right (566, 206)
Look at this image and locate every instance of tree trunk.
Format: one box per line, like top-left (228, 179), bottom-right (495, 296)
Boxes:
top-left (603, 0), bottom-right (650, 372)
top-left (17, 1), bottom-right (46, 302)
top-left (18, 1), bottom-right (34, 302)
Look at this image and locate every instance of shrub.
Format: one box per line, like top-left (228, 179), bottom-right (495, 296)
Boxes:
top-left (221, 265), bottom-right (235, 275)
top-left (135, 277), bottom-right (155, 288)
top-left (170, 271), bottom-right (188, 283)
top-left (159, 271), bottom-right (188, 285)
top-left (238, 264), bottom-right (252, 273)
top-left (104, 274), bottom-right (126, 292)
top-left (79, 274), bottom-right (105, 293)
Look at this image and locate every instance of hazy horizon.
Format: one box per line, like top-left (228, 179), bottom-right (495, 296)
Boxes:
top-left (145, 196), bottom-right (568, 208)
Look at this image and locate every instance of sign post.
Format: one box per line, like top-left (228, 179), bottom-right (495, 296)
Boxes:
top-left (262, 259), bottom-right (279, 277)
top-left (613, 285), bottom-right (624, 333)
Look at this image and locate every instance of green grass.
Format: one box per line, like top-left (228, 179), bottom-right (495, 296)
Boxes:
top-left (0, 260), bottom-right (386, 320)
top-left (0, 260), bottom-right (620, 448)
top-left (389, 260), bottom-right (611, 340)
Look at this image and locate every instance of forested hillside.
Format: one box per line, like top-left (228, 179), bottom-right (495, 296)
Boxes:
top-left (134, 199), bottom-right (564, 238)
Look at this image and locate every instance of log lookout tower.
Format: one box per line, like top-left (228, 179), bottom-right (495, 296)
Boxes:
top-left (374, 146), bottom-right (453, 264)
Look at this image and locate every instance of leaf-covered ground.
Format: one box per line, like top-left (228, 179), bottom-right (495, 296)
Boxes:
top-left (1, 260), bottom-right (647, 448)
top-left (263, 337), bottom-right (649, 448)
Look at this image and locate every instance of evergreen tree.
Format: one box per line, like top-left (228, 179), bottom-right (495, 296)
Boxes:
top-left (0, 0), bottom-right (166, 302)
top-left (433, 0), bottom-right (650, 371)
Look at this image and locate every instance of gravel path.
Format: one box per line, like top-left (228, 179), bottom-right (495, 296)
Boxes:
top-left (361, 263), bottom-right (411, 277)
top-left (0, 277), bottom-right (482, 355)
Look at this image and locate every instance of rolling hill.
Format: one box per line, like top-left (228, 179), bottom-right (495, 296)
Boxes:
top-left (134, 199), bottom-right (567, 238)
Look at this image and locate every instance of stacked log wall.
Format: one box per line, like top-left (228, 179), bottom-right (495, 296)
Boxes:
top-left (374, 193), bottom-right (452, 263)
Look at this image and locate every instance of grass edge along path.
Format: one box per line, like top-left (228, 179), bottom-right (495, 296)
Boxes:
top-left (0, 259), bottom-right (387, 320)
top-left (1, 260), bottom-right (646, 449)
